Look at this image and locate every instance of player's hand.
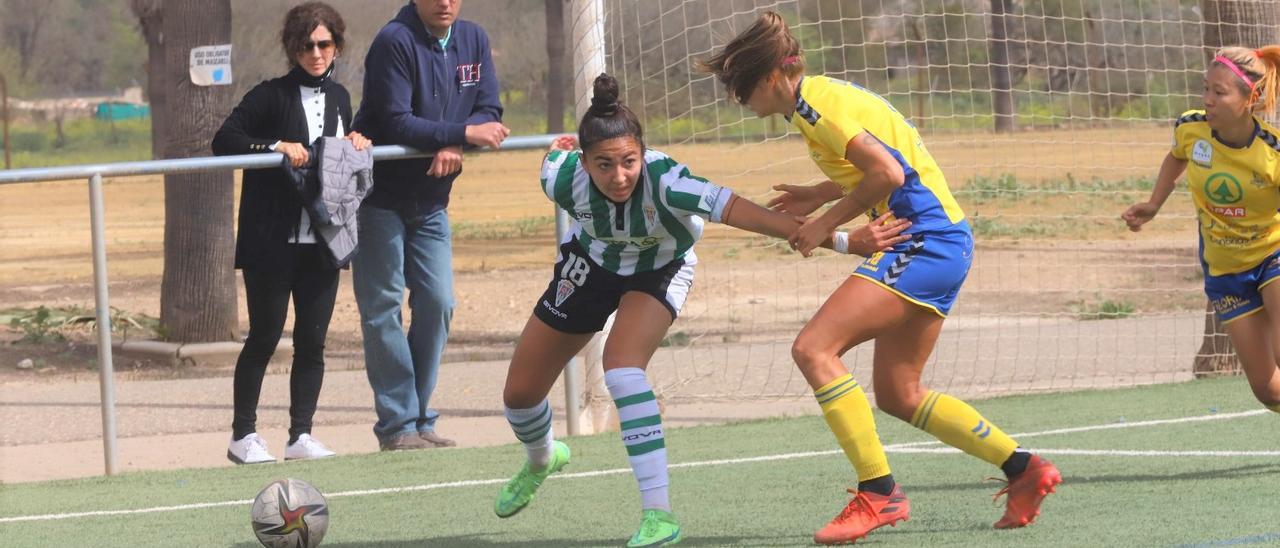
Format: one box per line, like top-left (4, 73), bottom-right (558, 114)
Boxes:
top-left (847, 212), bottom-right (912, 256)
top-left (549, 135), bottom-right (577, 152)
top-left (276, 141), bottom-right (309, 168)
top-left (344, 131), bottom-right (372, 151)
top-left (465, 121), bottom-right (511, 149)
top-left (788, 215), bottom-right (836, 258)
top-left (1122, 202), bottom-right (1159, 232)
top-left (767, 183), bottom-right (828, 216)
top-left (428, 145), bottom-right (464, 177)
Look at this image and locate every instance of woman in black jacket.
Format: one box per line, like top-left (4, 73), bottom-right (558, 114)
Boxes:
top-left (212, 1), bottom-right (370, 464)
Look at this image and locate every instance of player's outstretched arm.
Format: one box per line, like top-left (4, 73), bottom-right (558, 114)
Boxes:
top-left (720, 194), bottom-right (909, 257)
top-left (767, 180), bottom-right (844, 216)
top-left (1122, 152), bottom-right (1186, 232)
top-left (790, 131), bottom-right (905, 254)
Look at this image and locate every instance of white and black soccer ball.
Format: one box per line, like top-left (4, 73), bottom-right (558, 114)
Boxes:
top-left (250, 478), bottom-right (329, 548)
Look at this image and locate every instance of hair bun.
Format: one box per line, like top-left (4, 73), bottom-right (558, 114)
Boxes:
top-left (589, 73), bottom-right (621, 117)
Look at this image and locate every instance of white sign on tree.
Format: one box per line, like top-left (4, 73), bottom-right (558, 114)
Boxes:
top-left (189, 44), bottom-right (233, 86)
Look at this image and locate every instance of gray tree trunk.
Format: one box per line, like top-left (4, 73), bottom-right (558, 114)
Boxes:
top-left (1201, 1), bottom-right (1280, 58)
top-left (130, 0), bottom-right (167, 160)
top-left (157, 0), bottom-right (238, 342)
top-left (1193, 0), bottom-right (1280, 377)
top-left (545, 0), bottom-right (567, 133)
top-left (988, 0), bottom-right (1015, 133)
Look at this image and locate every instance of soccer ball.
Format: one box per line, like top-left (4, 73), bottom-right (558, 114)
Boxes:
top-left (250, 478), bottom-right (330, 548)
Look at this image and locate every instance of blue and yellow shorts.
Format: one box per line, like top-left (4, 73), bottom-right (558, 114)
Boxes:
top-left (1203, 248), bottom-right (1280, 323)
top-left (851, 221), bottom-right (973, 317)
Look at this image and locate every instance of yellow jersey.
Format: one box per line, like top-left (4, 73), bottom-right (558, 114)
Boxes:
top-left (1171, 110), bottom-right (1280, 275)
top-left (787, 75), bottom-right (965, 232)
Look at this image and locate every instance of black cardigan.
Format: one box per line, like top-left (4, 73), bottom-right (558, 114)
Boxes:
top-left (212, 73), bottom-right (352, 271)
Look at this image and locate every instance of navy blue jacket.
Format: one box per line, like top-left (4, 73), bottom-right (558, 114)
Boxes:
top-left (353, 4), bottom-right (502, 211)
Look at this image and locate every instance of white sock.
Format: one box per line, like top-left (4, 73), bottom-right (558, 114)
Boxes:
top-left (606, 367), bottom-right (670, 512)
top-left (505, 400), bottom-right (554, 468)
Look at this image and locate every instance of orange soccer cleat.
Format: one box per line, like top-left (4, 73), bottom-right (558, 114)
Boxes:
top-left (813, 485), bottom-right (910, 545)
top-left (992, 455), bottom-right (1062, 529)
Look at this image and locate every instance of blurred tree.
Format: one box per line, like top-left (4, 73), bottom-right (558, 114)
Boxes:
top-left (545, 0), bottom-right (567, 133)
top-left (130, 0), bottom-right (167, 159)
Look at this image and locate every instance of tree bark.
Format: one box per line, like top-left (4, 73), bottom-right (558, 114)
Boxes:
top-left (545, 0), bottom-right (567, 134)
top-left (1200, 0), bottom-right (1280, 57)
top-left (988, 0), bottom-right (1015, 133)
top-left (1194, 0), bottom-right (1280, 376)
top-left (130, 0), bottom-right (168, 160)
top-left (157, 0), bottom-right (238, 342)
top-left (6, 0), bottom-right (52, 80)
top-left (1193, 303), bottom-right (1240, 378)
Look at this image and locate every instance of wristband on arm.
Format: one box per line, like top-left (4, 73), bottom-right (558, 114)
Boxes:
top-left (832, 231), bottom-right (850, 254)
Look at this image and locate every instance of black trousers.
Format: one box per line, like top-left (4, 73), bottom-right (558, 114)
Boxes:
top-left (231, 244), bottom-right (339, 442)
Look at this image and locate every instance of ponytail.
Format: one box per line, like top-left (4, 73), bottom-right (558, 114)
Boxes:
top-left (1252, 45), bottom-right (1280, 116)
top-left (698, 11), bottom-right (804, 105)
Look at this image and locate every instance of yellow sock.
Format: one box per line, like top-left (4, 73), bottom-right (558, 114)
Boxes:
top-left (815, 374), bottom-right (891, 481)
top-left (911, 391), bottom-right (1019, 467)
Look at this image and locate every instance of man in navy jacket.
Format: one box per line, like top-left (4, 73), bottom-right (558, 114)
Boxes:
top-left (353, 0), bottom-right (509, 451)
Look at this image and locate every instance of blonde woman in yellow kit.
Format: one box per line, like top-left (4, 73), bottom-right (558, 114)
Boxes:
top-left (1124, 46), bottom-right (1280, 416)
top-left (702, 12), bottom-right (1062, 545)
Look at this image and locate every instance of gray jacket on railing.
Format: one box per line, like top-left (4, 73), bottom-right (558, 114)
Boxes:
top-left (284, 136), bottom-right (374, 268)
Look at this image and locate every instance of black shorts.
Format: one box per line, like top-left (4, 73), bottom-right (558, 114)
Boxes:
top-left (533, 238), bottom-right (695, 334)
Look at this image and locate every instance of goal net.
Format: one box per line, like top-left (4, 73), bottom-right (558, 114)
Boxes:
top-left (573, 0), bottom-right (1256, 402)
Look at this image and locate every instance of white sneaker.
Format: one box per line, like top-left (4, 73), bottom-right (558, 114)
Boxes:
top-left (284, 434), bottom-right (336, 461)
top-left (227, 433), bottom-right (276, 464)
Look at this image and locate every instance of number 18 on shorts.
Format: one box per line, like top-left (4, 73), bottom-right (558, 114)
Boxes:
top-left (534, 239), bottom-right (695, 334)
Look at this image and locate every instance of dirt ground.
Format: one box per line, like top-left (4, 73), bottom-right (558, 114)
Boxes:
top-left (0, 126), bottom-right (1211, 482)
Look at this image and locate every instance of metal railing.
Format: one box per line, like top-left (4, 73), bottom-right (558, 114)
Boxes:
top-left (0, 135), bottom-right (583, 475)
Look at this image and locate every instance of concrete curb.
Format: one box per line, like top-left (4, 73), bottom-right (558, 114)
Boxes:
top-left (107, 338), bottom-right (293, 365)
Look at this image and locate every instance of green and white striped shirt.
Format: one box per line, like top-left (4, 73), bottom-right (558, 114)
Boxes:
top-left (541, 148), bottom-right (733, 275)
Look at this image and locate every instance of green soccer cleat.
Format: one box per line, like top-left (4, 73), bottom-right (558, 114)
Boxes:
top-left (494, 441), bottom-right (570, 518)
top-left (626, 509), bottom-right (683, 547)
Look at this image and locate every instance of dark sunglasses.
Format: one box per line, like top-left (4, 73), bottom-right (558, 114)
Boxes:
top-left (301, 40), bottom-right (335, 53)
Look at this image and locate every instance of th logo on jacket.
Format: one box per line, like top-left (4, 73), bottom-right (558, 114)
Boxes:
top-left (457, 63), bottom-right (482, 87)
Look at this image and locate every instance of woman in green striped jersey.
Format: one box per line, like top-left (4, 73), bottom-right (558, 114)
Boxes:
top-left (491, 73), bottom-right (911, 547)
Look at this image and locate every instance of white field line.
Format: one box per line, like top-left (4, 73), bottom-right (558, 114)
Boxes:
top-left (882, 409), bottom-right (1269, 449)
top-left (1, 409), bottom-right (1270, 524)
top-left (890, 447), bottom-right (1280, 457)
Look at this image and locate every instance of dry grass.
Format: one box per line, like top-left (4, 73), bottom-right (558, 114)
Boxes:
top-left (0, 125), bottom-right (1205, 351)
top-left (0, 125), bottom-right (1193, 283)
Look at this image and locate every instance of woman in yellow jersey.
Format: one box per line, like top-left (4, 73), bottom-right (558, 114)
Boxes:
top-left (1124, 46), bottom-right (1280, 416)
top-left (701, 12), bottom-right (1061, 544)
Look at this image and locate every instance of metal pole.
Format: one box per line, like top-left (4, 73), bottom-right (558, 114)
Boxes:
top-left (0, 135), bottom-right (557, 478)
top-left (88, 173), bottom-right (118, 475)
top-left (556, 205), bottom-right (582, 436)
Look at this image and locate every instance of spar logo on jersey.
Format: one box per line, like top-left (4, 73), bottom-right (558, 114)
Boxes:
top-left (1204, 173), bottom-right (1243, 204)
top-left (457, 63), bottom-right (482, 87)
top-left (1192, 139), bottom-right (1213, 167)
top-left (1210, 206), bottom-right (1247, 217)
top-left (554, 279), bottom-right (575, 307)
